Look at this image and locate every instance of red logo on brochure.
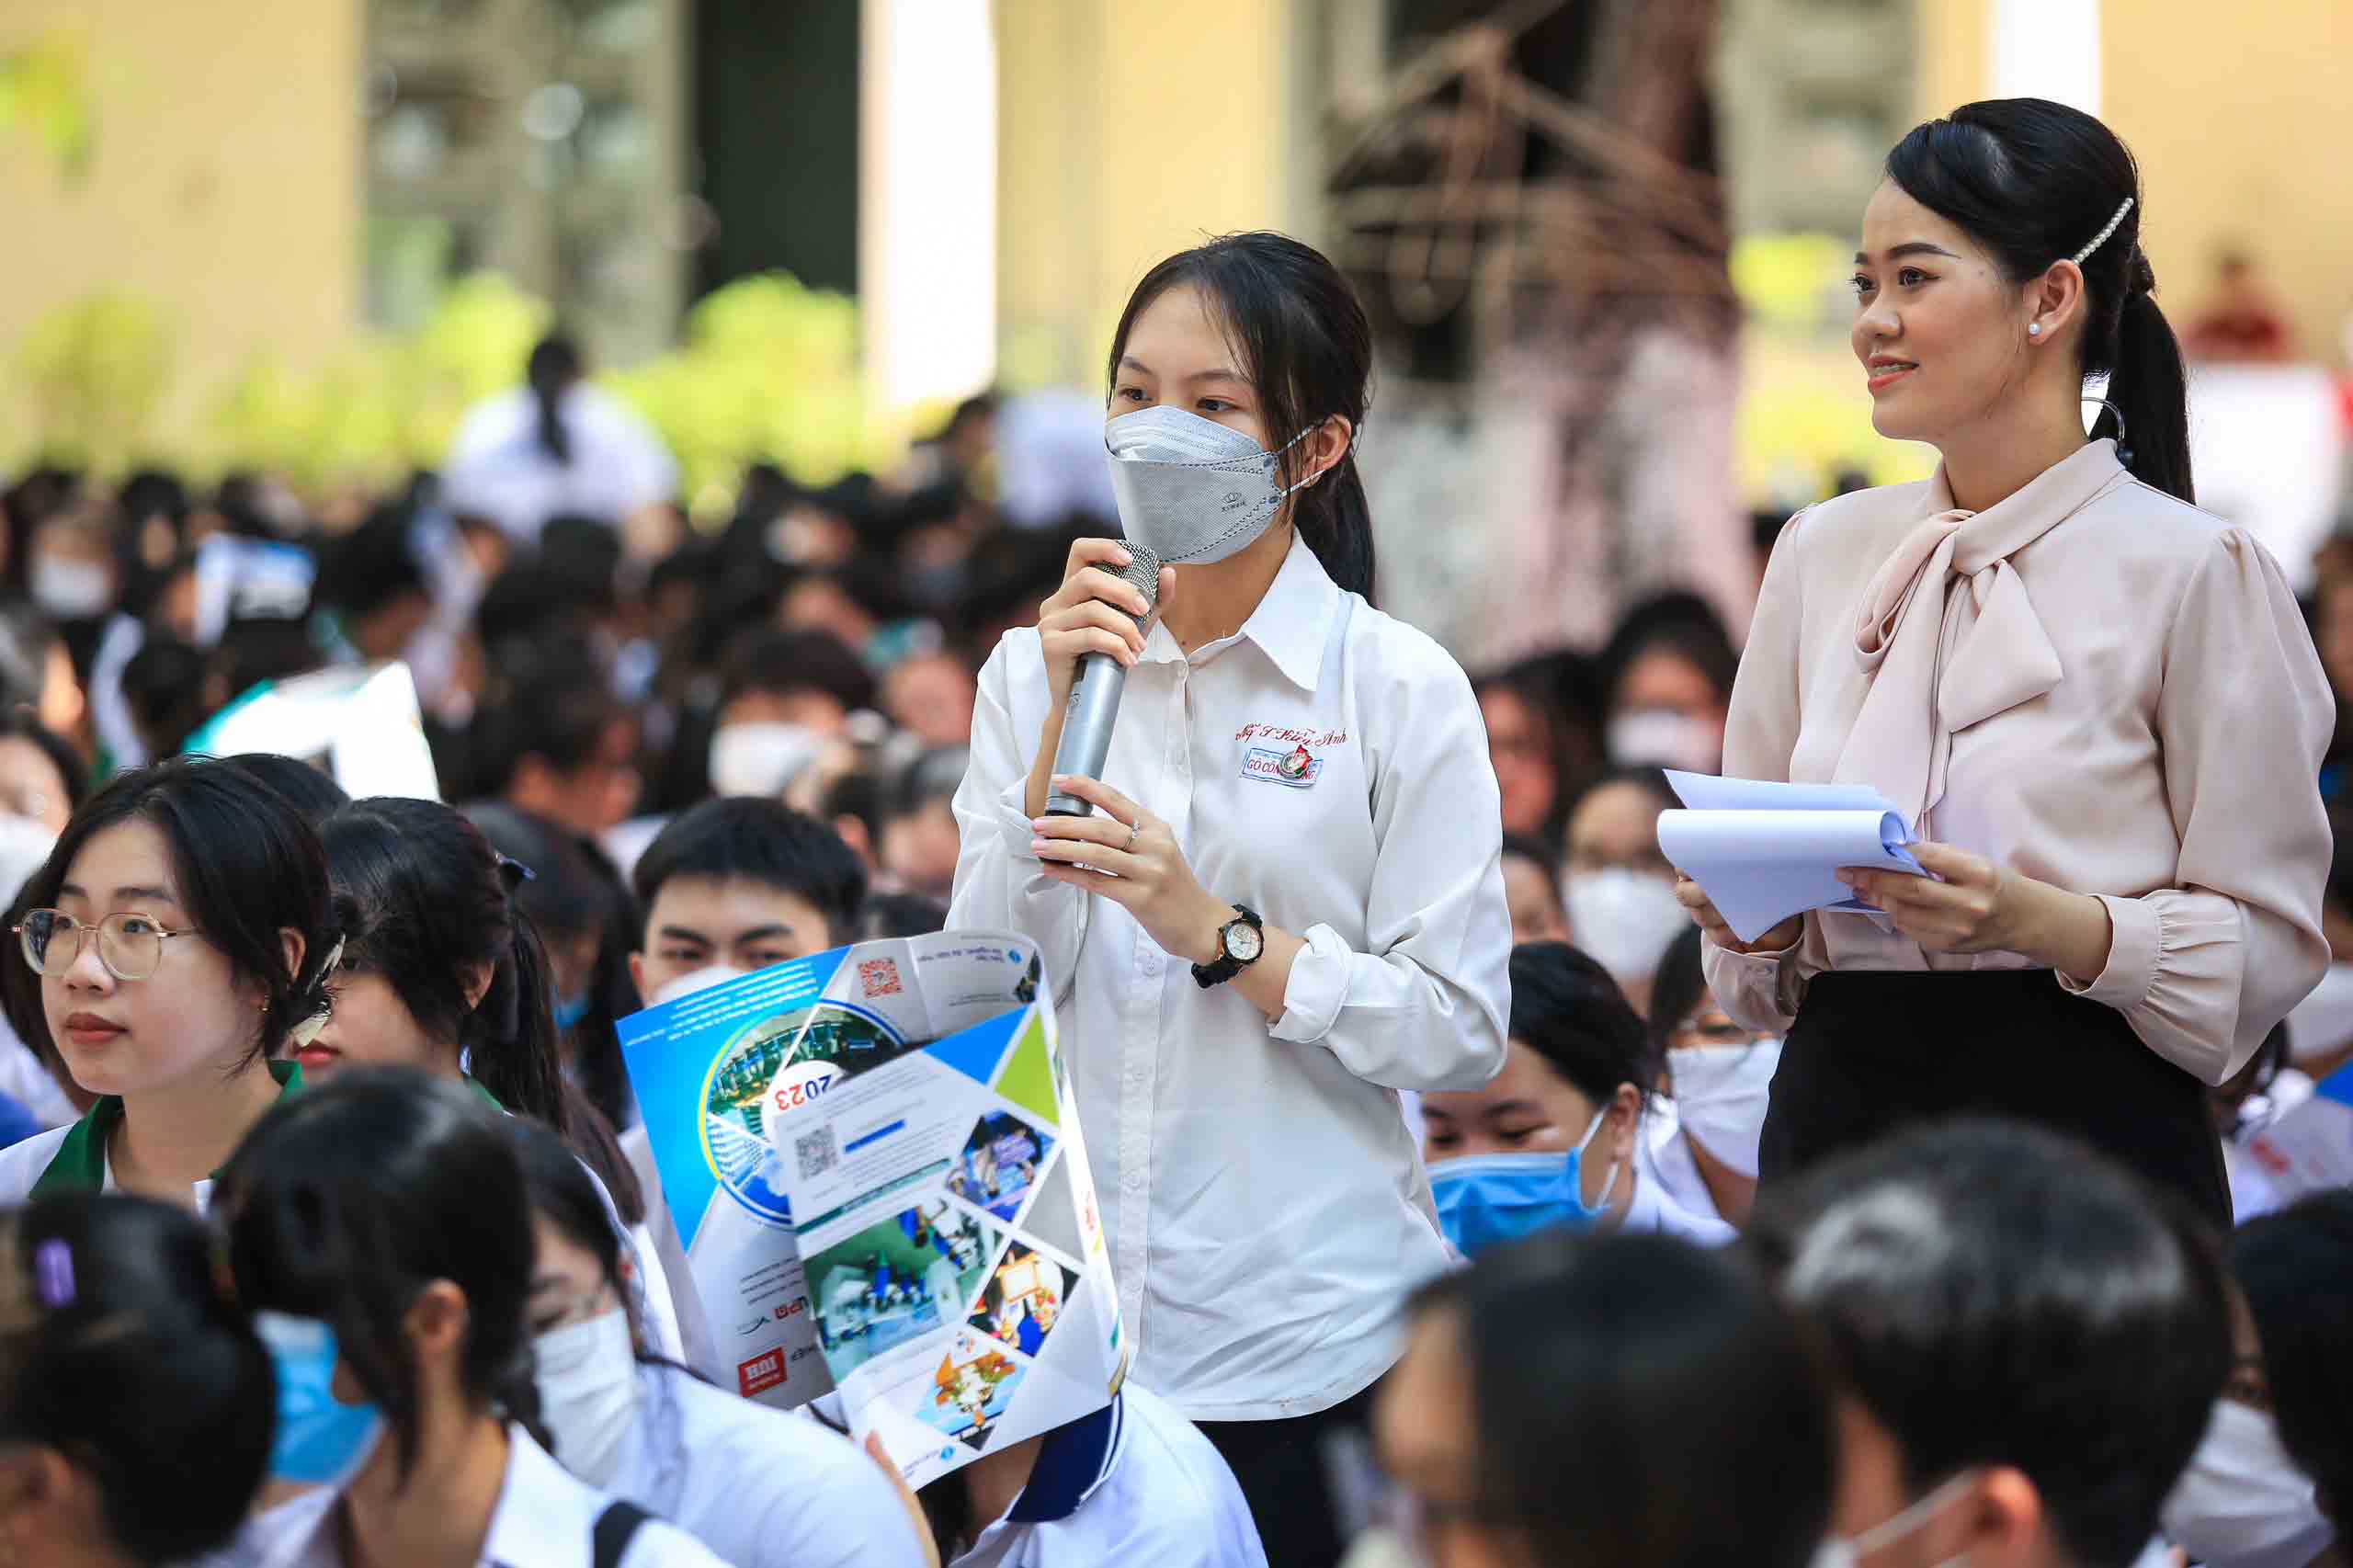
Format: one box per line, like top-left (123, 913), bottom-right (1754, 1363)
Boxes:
top-left (738, 1349), bottom-right (787, 1397)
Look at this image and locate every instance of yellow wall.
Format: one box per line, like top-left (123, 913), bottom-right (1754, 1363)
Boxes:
top-left (1912, 0), bottom-right (2353, 368)
top-left (0, 0), bottom-right (361, 454)
top-left (2103, 0), bottom-right (2353, 368)
top-left (995, 0), bottom-right (1304, 392)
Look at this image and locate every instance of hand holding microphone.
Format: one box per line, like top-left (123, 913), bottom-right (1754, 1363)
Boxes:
top-left (1032, 538), bottom-right (1172, 817)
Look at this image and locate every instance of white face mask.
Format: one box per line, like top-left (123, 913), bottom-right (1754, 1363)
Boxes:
top-left (1811, 1471), bottom-right (1978, 1568)
top-left (532, 1308), bottom-right (641, 1488)
top-left (1103, 405), bottom-right (1322, 566)
top-left (1665, 1038), bottom-right (1781, 1179)
top-left (2287, 961), bottom-right (2353, 1065)
top-left (29, 557), bottom-right (111, 619)
top-left (2161, 1400), bottom-right (2336, 1568)
top-left (708, 721), bottom-right (825, 799)
top-left (1605, 709), bottom-right (1721, 774)
top-left (1563, 869), bottom-right (1688, 985)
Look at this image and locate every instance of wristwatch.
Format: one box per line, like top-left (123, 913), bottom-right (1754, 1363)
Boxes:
top-left (1192, 905), bottom-right (1265, 989)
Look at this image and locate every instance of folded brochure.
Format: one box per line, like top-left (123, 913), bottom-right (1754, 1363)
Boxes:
top-left (617, 932), bottom-right (1125, 1491)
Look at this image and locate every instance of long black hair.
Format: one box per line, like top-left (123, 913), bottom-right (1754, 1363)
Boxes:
top-left (527, 335), bottom-right (583, 466)
top-left (1108, 232), bottom-right (1379, 602)
top-left (219, 1068), bottom-right (551, 1481)
top-left (1884, 98), bottom-right (2192, 503)
top-left (13, 756), bottom-right (338, 1072)
top-left (0, 1194), bottom-right (274, 1565)
top-left (320, 798), bottom-right (570, 1137)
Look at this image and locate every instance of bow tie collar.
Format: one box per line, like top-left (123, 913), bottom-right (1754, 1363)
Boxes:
top-left (1832, 440), bottom-right (2128, 830)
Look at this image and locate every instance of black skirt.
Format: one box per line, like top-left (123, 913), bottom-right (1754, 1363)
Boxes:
top-left (1758, 969), bottom-right (2230, 1228)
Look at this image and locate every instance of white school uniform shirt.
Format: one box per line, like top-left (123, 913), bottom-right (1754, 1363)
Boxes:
top-left (1634, 1097), bottom-right (1733, 1234)
top-left (949, 1384), bottom-right (1267, 1568)
top-left (0, 1123), bottom-right (222, 1207)
top-left (259, 1426), bottom-right (728, 1568)
top-left (949, 535), bottom-right (1511, 1421)
top-left (441, 385), bottom-right (677, 547)
top-left (596, 1362), bottom-right (929, 1568)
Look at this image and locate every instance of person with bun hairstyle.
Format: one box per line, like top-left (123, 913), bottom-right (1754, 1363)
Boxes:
top-left (0, 756), bottom-right (337, 1203)
top-left (217, 1069), bottom-right (731, 1568)
top-left (1677, 98), bottom-right (2332, 1224)
top-left (950, 232), bottom-right (1510, 1566)
top-left (0, 1193), bottom-right (276, 1565)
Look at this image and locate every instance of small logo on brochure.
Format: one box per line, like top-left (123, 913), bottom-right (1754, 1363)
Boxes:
top-left (1242, 744), bottom-right (1322, 788)
top-left (737, 1349), bottom-right (787, 1397)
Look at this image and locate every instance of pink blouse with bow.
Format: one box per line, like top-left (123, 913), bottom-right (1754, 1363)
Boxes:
top-left (1704, 439), bottom-right (2333, 1085)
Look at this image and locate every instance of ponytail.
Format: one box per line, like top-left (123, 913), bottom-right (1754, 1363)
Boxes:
top-left (463, 907), bottom-right (572, 1140)
top-left (2103, 280), bottom-right (2195, 504)
top-left (1296, 456), bottom-right (1378, 606)
top-left (525, 336), bottom-right (581, 467)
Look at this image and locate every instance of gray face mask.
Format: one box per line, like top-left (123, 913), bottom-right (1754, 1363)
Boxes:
top-left (1103, 406), bottom-right (1321, 565)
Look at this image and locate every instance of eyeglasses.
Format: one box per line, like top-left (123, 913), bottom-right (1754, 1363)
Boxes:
top-left (15, 909), bottom-right (199, 983)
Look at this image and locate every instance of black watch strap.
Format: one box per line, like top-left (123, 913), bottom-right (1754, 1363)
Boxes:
top-left (1191, 904), bottom-right (1264, 989)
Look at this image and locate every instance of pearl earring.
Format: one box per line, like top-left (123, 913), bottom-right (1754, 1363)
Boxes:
top-left (2029, 323), bottom-right (2042, 336)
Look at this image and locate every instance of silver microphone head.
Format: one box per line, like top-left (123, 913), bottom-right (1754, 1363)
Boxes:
top-left (1112, 542), bottom-right (1163, 630)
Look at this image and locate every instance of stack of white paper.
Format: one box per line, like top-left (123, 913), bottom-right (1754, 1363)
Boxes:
top-left (1657, 771), bottom-right (1928, 944)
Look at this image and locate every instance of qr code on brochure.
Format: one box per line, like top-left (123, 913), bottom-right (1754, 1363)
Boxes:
top-left (858, 957), bottom-right (904, 997)
top-left (794, 1126), bottom-right (838, 1180)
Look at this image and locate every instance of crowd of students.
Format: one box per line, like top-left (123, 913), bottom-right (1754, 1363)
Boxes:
top-left (0, 93), bottom-right (2351, 1568)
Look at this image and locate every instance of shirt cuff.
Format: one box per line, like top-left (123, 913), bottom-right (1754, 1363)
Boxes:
top-left (1270, 924), bottom-right (1349, 1045)
top-left (2055, 893), bottom-right (2159, 1010)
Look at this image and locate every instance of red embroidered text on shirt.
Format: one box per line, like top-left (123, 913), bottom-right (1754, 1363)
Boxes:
top-left (1233, 723), bottom-right (1349, 747)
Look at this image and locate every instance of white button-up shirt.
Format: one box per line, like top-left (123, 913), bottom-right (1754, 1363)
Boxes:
top-left (245, 1426), bottom-right (728, 1568)
top-left (603, 1363), bottom-right (930, 1568)
top-left (949, 537), bottom-right (1510, 1421)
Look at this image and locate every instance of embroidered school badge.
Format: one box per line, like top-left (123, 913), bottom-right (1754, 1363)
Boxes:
top-left (1242, 744), bottom-right (1323, 788)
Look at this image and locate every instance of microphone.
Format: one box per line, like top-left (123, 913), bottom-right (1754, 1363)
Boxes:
top-left (1043, 543), bottom-right (1163, 816)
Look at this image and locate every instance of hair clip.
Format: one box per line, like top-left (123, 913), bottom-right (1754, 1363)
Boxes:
top-left (496, 855), bottom-right (537, 890)
top-left (33, 1239), bottom-right (73, 1311)
top-left (2070, 197), bottom-right (2135, 267)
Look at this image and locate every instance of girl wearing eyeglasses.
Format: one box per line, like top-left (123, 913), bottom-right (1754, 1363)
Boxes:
top-left (0, 755), bottom-right (339, 1204)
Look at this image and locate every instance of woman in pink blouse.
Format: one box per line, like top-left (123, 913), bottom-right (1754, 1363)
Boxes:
top-left (1675, 98), bottom-right (2332, 1224)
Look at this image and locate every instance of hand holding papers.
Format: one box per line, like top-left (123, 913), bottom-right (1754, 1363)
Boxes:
top-left (1657, 771), bottom-right (1930, 945)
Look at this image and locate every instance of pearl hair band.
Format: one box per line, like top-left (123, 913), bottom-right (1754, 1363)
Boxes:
top-left (2031, 197), bottom-right (2139, 340)
top-left (2072, 197), bottom-right (2135, 266)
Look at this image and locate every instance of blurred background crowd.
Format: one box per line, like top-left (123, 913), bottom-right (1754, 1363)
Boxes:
top-left (0, 0), bottom-right (2347, 1131)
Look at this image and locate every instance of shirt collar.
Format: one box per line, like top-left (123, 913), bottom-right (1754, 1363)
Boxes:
top-left (1149, 534), bottom-right (1338, 694)
top-left (32, 1058), bottom-right (302, 1197)
top-left (1005, 1392), bottom-right (1126, 1524)
top-left (484, 1425), bottom-right (592, 1565)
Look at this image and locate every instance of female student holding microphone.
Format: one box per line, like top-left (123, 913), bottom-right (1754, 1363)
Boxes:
top-left (950, 231), bottom-right (1512, 1566)
top-left (1677, 98), bottom-right (2332, 1223)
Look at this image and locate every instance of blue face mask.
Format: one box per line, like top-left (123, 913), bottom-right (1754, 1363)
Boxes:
top-left (256, 1311), bottom-right (386, 1487)
top-left (552, 989), bottom-right (592, 1030)
top-left (1429, 1108), bottom-right (1621, 1258)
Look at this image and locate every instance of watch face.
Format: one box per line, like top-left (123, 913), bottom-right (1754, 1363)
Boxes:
top-left (1224, 922), bottom-right (1264, 963)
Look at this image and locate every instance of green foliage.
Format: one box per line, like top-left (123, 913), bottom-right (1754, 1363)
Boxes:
top-left (6, 267), bottom-right (913, 508)
top-left (14, 292), bottom-right (172, 471)
top-left (0, 33), bottom-right (96, 184)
